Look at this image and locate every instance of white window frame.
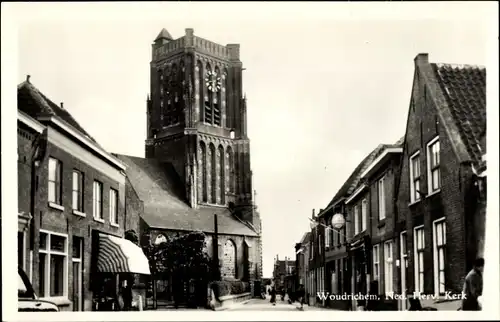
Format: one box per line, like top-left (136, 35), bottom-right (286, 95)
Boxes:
top-left (414, 225), bottom-right (425, 294)
top-left (427, 136), bottom-right (441, 195)
top-left (384, 240), bottom-right (394, 295)
top-left (72, 170), bottom-right (84, 213)
top-left (354, 206), bottom-right (360, 235)
top-left (109, 188), bottom-right (119, 227)
top-left (409, 151), bottom-right (421, 203)
top-left (372, 244), bottom-right (380, 283)
top-left (433, 218), bottom-right (446, 296)
top-left (361, 199), bottom-right (367, 232)
top-left (324, 225), bottom-right (330, 248)
top-left (48, 157), bottom-right (62, 205)
top-left (38, 230), bottom-right (69, 299)
top-left (93, 181), bottom-right (104, 222)
top-left (378, 176), bottom-right (386, 220)
top-left (72, 236), bottom-right (83, 311)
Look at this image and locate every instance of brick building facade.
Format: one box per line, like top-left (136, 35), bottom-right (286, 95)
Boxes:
top-left (17, 79), bottom-right (146, 311)
top-left (272, 255), bottom-right (295, 291)
top-left (395, 54), bottom-right (486, 309)
top-left (303, 53), bottom-right (486, 311)
top-left (345, 140), bottom-right (403, 310)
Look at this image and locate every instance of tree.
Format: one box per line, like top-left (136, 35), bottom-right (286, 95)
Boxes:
top-left (143, 231), bottom-right (214, 307)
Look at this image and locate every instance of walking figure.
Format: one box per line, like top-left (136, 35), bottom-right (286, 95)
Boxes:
top-left (296, 284), bottom-right (305, 310)
top-left (461, 258), bottom-right (484, 311)
top-left (270, 286), bottom-right (277, 306)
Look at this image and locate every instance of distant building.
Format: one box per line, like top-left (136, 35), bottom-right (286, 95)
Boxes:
top-left (272, 255), bottom-right (295, 290)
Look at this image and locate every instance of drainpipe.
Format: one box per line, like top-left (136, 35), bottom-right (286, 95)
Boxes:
top-left (29, 128), bottom-right (48, 283)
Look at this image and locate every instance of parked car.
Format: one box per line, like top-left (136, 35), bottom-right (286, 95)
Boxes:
top-left (18, 266), bottom-right (58, 312)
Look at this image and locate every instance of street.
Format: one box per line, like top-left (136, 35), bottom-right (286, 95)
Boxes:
top-left (226, 298), bottom-right (336, 311)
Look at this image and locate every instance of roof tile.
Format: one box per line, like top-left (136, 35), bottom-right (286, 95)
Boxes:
top-left (432, 63), bottom-right (486, 164)
top-left (116, 154), bottom-right (258, 237)
top-left (17, 81), bottom-right (99, 144)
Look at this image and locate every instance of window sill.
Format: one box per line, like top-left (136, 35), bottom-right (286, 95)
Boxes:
top-left (110, 222), bottom-right (120, 228)
top-left (48, 202), bottom-right (65, 212)
top-left (93, 217), bottom-right (105, 224)
top-left (408, 199), bottom-right (422, 207)
top-left (426, 189), bottom-right (441, 198)
top-left (72, 210), bottom-right (86, 217)
top-left (39, 296), bottom-right (71, 306)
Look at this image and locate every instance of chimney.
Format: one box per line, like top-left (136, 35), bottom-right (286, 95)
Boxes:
top-left (26, 75), bottom-right (31, 83)
top-left (312, 209), bottom-right (316, 219)
top-left (60, 102), bottom-right (64, 109)
top-left (414, 53), bottom-right (429, 66)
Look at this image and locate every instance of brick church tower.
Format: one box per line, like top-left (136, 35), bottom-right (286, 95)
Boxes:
top-left (145, 28), bottom-right (258, 229)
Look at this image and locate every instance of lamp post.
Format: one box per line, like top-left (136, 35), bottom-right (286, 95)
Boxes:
top-left (310, 213), bottom-right (350, 308)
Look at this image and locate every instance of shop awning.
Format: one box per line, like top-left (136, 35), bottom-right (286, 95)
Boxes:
top-left (97, 233), bottom-right (151, 275)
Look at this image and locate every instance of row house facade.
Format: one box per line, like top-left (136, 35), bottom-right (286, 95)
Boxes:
top-left (395, 54), bottom-right (486, 309)
top-left (17, 77), bottom-right (148, 311)
top-left (303, 53), bottom-right (486, 311)
top-left (344, 141), bottom-right (403, 310)
top-left (295, 232), bottom-right (311, 302)
top-left (314, 139), bottom-right (403, 311)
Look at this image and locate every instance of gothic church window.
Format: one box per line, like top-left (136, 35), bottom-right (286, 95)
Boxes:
top-left (200, 142), bottom-right (208, 202)
top-left (218, 145), bottom-right (225, 204)
top-left (210, 143), bottom-right (216, 204)
top-left (204, 64), bottom-right (213, 124)
top-left (214, 66), bottom-right (222, 127)
top-left (197, 61), bottom-right (204, 122)
top-left (223, 68), bottom-right (228, 127)
top-left (207, 146), bottom-right (212, 201)
top-left (226, 147), bottom-right (235, 194)
top-left (222, 240), bottom-right (237, 279)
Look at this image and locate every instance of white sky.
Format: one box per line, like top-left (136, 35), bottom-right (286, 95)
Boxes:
top-left (6, 2), bottom-right (496, 279)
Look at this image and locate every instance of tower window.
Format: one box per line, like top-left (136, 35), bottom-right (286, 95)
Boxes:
top-left (197, 61), bottom-right (204, 122)
top-left (213, 66), bottom-right (222, 127)
top-left (204, 64), bottom-right (213, 124)
top-left (205, 95), bottom-right (212, 123)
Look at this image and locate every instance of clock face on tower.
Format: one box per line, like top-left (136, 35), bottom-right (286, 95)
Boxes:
top-left (205, 70), bottom-right (221, 93)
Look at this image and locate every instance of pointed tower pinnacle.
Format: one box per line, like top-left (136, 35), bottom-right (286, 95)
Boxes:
top-left (155, 28), bottom-right (173, 42)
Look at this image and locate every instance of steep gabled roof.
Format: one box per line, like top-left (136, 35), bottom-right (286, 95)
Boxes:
top-left (300, 232), bottom-right (311, 244)
top-left (116, 154), bottom-right (258, 237)
top-left (17, 80), bottom-right (99, 144)
top-left (320, 137), bottom-right (404, 216)
top-left (324, 144), bottom-right (385, 210)
top-left (432, 63), bottom-right (486, 165)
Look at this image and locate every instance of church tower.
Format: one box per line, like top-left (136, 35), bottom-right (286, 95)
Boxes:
top-left (145, 28), bottom-right (254, 223)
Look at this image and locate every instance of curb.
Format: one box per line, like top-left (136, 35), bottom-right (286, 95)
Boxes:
top-left (213, 299), bottom-right (252, 311)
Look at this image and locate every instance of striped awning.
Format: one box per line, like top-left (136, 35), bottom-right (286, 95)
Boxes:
top-left (97, 233), bottom-right (151, 275)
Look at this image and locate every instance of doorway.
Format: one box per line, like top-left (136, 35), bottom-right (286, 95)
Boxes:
top-left (72, 236), bottom-right (83, 311)
top-left (400, 231), bottom-right (408, 310)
